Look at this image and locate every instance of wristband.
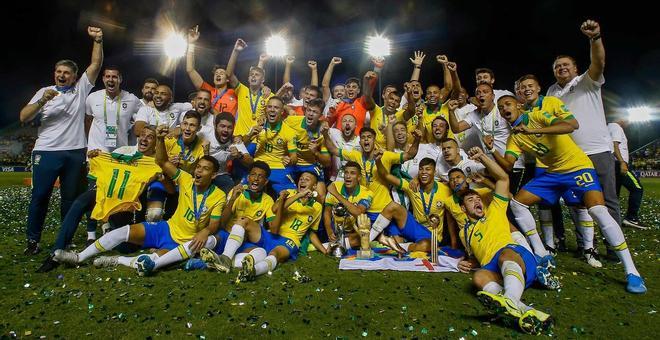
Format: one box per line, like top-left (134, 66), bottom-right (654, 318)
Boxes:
top-left (94, 38), bottom-right (103, 43)
top-left (590, 33), bottom-right (601, 42)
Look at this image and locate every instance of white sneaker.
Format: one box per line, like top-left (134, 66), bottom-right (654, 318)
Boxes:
top-left (622, 219), bottom-right (648, 230)
top-left (583, 248), bottom-right (602, 268)
top-left (53, 249), bottom-right (79, 265)
top-left (93, 256), bottom-right (119, 268)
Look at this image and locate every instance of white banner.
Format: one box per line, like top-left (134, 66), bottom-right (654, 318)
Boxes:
top-left (339, 254), bottom-right (459, 273)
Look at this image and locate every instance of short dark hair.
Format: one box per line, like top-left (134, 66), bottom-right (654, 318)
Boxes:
top-left (307, 98), bottom-right (325, 111)
top-left (250, 160), bottom-right (271, 178)
top-left (393, 121), bottom-right (407, 130)
top-left (267, 96), bottom-right (284, 106)
top-left (459, 189), bottom-right (480, 205)
top-left (198, 155), bottom-right (220, 172)
top-left (345, 77), bottom-right (361, 87)
top-left (212, 64), bottom-right (228, 73)
top-left (55, 59), bottom-right (79, 75)
top-left (426, 84), bottom-right (441, 91)
top-left (518, 74), bottom-right (540, 85)
top-left (103, 65), bottom-right (122, 77)
top-left (307, 85), bottom-right (321, 98)
top-left (388, 89), bottom-right (401, 99)
top-left (553, 55), bottom-right (577, 68)
top-left (440, 137), bottom-right (458, 146)
top-left (359, 127), bottom-right (376, 138)
top-left (197, 89), bottom-right (212, 97)
top-left (497, 94), bottom-right (519, 104)
top-left (382, 84), bottom-right (397, 95)
top-left (432, 116), bottom-right (449, 127)
top-left (249, 66), bottom-right (265, 77)
top-left (144, 78), bottom-right (159, 86)
top-left (343, 161), bottom-right (362, 174)
top-left (475, 83), bottom-right (494, 94)
top-left (475, 68), bottom-right (495, 78)
top-left (182, 110), bottom-right (202, 125)
top-left (298, 170), bottom-right (319, 183)
top-left (448, 168), bottom-right (465, 178)
top-left (215, 112), bottom-right (235, 126)
top-left (419, 158), bottom-right (436, 169)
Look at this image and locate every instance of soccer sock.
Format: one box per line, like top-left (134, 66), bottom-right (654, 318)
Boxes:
top-left (222, 224), bottom-right (245, 259)
top-left (400, 243), bottom-right (411, 251)
top-left (483, 281), bottom-right (503, 294)
top-left (574, 208), bottom-right (595, 250)
top-left (510, 200), bottom-right (549, 257)
top-left (154, 237), bottom-right (216, 270)
top-left (538, 208), bottom-right (554, 248)
top-left (118, 253), bottom-right (159, 269)
top-left (87, 231), bottom-right (96, 240)
top-left (370, 215), bottom-right (390, 241)
top-left (511, 231), bottom-right (532, 254)
top-left (588, 205), bottom-right (639, 276)
top-left (78, 225), bottom-right (130, 262)
top-left (233, 248), bottom-right (267, 268)
top-left (254, 255), bottom-right (278, 276)
top-left (501, 260), bottom-right (529, 312)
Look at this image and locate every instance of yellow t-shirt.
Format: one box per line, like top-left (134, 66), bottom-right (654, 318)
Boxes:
top-left (88, 153), bottom-right (161, 222)
top-left (324, 181), bottom-right (376, 213)
top-left (339, 149), bottom-right (403, 212)
top-left (459, 193), bottom-right (514, 266)
top-left (254, 120), bottom-right (298, 170)
top-left (399, 179), bottom-right (452, 231)
top-left (234, 83), bottom-right (273, 136)
top-left (278, 189), bottom-right (323, 246)
top-left (164, 136), bottom-right (206, 174)
top-left (506, 96), bottom-right (593, 173)
top-left (284, 116), bottom-right (329, 166)
top-left (168, 170), bottom-right (226, 244)
top-left (443, 187), bottom-right (492, 227)
top-left (226, 189), bottom-right (275, 226)
top-left (370, 106), bottom-right (406, 149)
top-left (416, 103), bottom-right (454, 143)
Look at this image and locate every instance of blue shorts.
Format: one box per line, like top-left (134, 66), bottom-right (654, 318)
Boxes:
top-left (269, 168), bottom-right (296, 193)
top-left (385, 211), bottom-right (431, 243)
top-left (240, 225), bottom-right (299, 260)
top-left (147, 181), bottom-right (168, 202)
top-left (525, 168), bottom-right (602, 206)
top-left (366, 212), bottom-right (399, 236)
top-left (212, 229), bottom-right (230, 254)
top-left (292, 164), bottom-right (325, 182)
top-left (142, 221), bottom-right (179, 250)
top-left (482, 244), bottom-right (538, 288)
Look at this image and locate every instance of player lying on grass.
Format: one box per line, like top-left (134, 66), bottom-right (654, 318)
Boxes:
top-left (201, 171), bottom-right (326, 281)
top-left (458, 146), bottom-right (554, 335)
top-left (54, 125), bottom-right (226, 276)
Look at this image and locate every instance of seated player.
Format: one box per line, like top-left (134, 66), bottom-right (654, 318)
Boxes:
top-left (497, 94), bottom-right (646, 293)
top-left (53, 125), bottom-right (226, 276)
top-left (458, 147), bottom-right (553, 335)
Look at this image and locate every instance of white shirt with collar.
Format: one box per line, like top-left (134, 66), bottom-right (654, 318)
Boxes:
top-left (435, 149), bottom-right (485, 181)
top-left (328, 127), bottom-right (361, 181)
top-left (546, 72), bottom-right (612, 155)
top-left (85, 89), bottom-right (141, 152)
top-left (135, 102), bottom-right (193, 129)
top-left (608, 123), bottom-right (629, 163)
top-left (196, 112), bottom-right (216, 142)
top-left (401, 143), bottom-right (442, 179)
top-left (28, 73), bottom-right (94, 151)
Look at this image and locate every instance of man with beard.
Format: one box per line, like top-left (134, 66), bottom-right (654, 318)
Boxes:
top-left (321, 57), bottom-right (346, 116)
top-left (186, 27), bottom-right (237, 115)
top-left (327, 114), bottom-right (361, 182)
top-left (127, 78), bottom-right (159, 145)
top-left (85, 66), bottom-right (141, 152)
top-left (189, 89), bottom-right (215, 141)
top-left (400, 116), bottom-right (450, 179)
top-left (207, 112), bottom-right (253, 193)
top-left (134, 84), bottom-right (192, 134)
top-left (371, 88), bottom-right (414, 149)
top-left (327, 71), bottom-right (378, 133)
top-left (19, 26), bottom-right (104, 255)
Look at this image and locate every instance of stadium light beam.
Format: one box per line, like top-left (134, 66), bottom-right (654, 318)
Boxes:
top-left (265, 35), bottom-right (288, 57)
top-left (163, 32), bottom-right (187, 59)
top-left (365, 35), bottom-right (391, 58)
top-left (627, 106), bottom-right (652, 122)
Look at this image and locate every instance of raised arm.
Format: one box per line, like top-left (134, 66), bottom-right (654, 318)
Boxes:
top-left (283, 56), bottom-right (294, 85)
top-left (581, 20), bottom-right (605, 81)
top-left (185, 26), bottom-right (204, 89)
top-left (226, 39), bottom-right (247, 88)
top-left (220, 184), bottom-right (243, 229)
top-left (268, 191), bottom-right (289, 234)
top-left (513, 118), bottom-right (577, 135)
top-left (446, 99), bottom-right (471, 133)
top-left (446, 61), bottom-right (459, 100)
top-left (468, 146), bottom-right (509, 197)
top-left (321, 57), bottom-right (342, 102)
top-left (257, 53), bottom-right (270, 69)
top-left (308, 60), bottom-right (319, 87)
top-left (402, 128), bottom-right (422, 162)
top-left (320, 121), bottom-right (340, 157)
top-left (155, 125), bottom-right (179, 178)
top-left (409, 51), bottom-right (426, 82)
top-left (326, 182), bottom-right (368, 217)
top-left (375, 151), bottom-right (404, 188)
top-left (85, 26), bottom-right (104, 84)
top-left (362, 71), bottom-right (378, 111)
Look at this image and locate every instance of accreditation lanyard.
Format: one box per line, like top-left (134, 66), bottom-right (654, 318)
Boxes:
top-left (511, 113), bottom-right (525, 128)
top-left (419, 183), bottom-right (437, 216)
top-left (249, 89), bottom-right (262, 119)
top-left (192, 184), bottom-right (211, 224)
top-left (177, 136), bottom-right (197, 162)
top-left (211, 88), bottom-right (228, 109)
top-left (480, 108), bottom-right (496, 135)
top-left (103, 94), bottom-right (121, 147)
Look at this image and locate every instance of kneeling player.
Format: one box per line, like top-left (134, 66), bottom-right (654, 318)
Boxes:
top-left (458, 147), bottom-right (553, 335)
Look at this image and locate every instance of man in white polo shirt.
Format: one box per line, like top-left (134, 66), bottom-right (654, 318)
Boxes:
top-left (19, 26), bottom-right (104, 255)
top-left (546, 19), bottom-right (621, 224)
top-left (85, 66), bottom-right (141, 152)
top-left (133, 84), bottom-right (192, 135)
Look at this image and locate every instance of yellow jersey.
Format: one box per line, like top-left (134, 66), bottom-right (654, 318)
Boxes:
top-left (399, 179), bottom-right (452, 231)
top-left (339, 149), bottom-right (403, 212)
top-left (417, 103), bottom-right (453, 143)
top-left (443, 187), bottom-right (492, 227)
top-left (234, 83), bottom-right (273, 136)
top-left (324, 181), bottom-right (376, 213)
top-left (278, 189), bottom-right (323, 246)
top-left (88, 152), bottom-right (161, 222)
top-left (164, 136), bottom-right (206, 174)
top-left (168, 170), bottom-right (226, 244)
top-left (370, 106), bottom-right (406, 148)
top-left (254, 120), bottom-right (298, 170)
top-left (284, 116), bottom-right (329, 166)
top-left (506, 96), bottom-right (593, 173)
top-left (459, 194), bottom-right (514, 266)
top-left (226, 189), bottom-right (276, 226)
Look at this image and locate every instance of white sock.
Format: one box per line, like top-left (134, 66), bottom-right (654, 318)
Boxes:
top-left (154, 237), bottom-right (216, 270)
top-left (588, 205), bottom-right (639, 276)
top-left (501, 260), bottom-right (529, 311)
top-left (370, 215), bottom-right (390, 241)
top-left (118, 253), bottom-right (159, 269)
top-left (483, 281), bottom-right (503, 294)
top-left (254, 255), bottom-right (278, 276)
top-left (574, 208), bottom-right (595, 249)
top-left (400, 242), bottom-right (411, 251)
top-left (510, 200), bottom-right (549, 257)
top-left (233, 248), bottom-right (267, 268)
top-left (511, 231), bottom-right (532, 254)
top-left (222, 224), bottom-right (245, 259)
top-left (78, 225), bottom-right (130, 262)
top-left (538, 208), bottom-right (554, 248)
top-left (87, 231), bottom-right (96, 240)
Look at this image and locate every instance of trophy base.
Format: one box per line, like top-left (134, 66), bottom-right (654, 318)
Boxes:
top-left (357, 249), bottom-right (374, 259)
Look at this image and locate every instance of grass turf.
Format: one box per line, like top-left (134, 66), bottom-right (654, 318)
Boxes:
top-left (0, 175), bottom-right (658, 338)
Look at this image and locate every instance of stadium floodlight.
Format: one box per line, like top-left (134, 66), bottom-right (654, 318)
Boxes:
top-left (163, 32), bottom-right (187, 59)
top-left (627, 106), bottom-right (652, 122)
top-left (265, 35), bottom-right (288, 57)
top-left (365, 35), bottom-right (391, 58)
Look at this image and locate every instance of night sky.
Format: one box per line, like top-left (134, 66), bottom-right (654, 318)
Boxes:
top-left (1, 0), bottom-right (658, 146)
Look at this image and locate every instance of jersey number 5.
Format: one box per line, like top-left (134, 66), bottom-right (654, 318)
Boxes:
top-left (532, 142), bottom-right (550, 156)
top-left (107, 169), bottom-right (131, 199)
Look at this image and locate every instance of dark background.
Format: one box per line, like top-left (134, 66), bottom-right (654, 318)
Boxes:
top-left (1, 0), bottom-right (658, 147)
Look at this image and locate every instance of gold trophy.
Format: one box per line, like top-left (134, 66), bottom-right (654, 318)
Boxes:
top-left (428, 214), bottom-right (441, 264)
top-left (356, 214), bottom-right (373, 259)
